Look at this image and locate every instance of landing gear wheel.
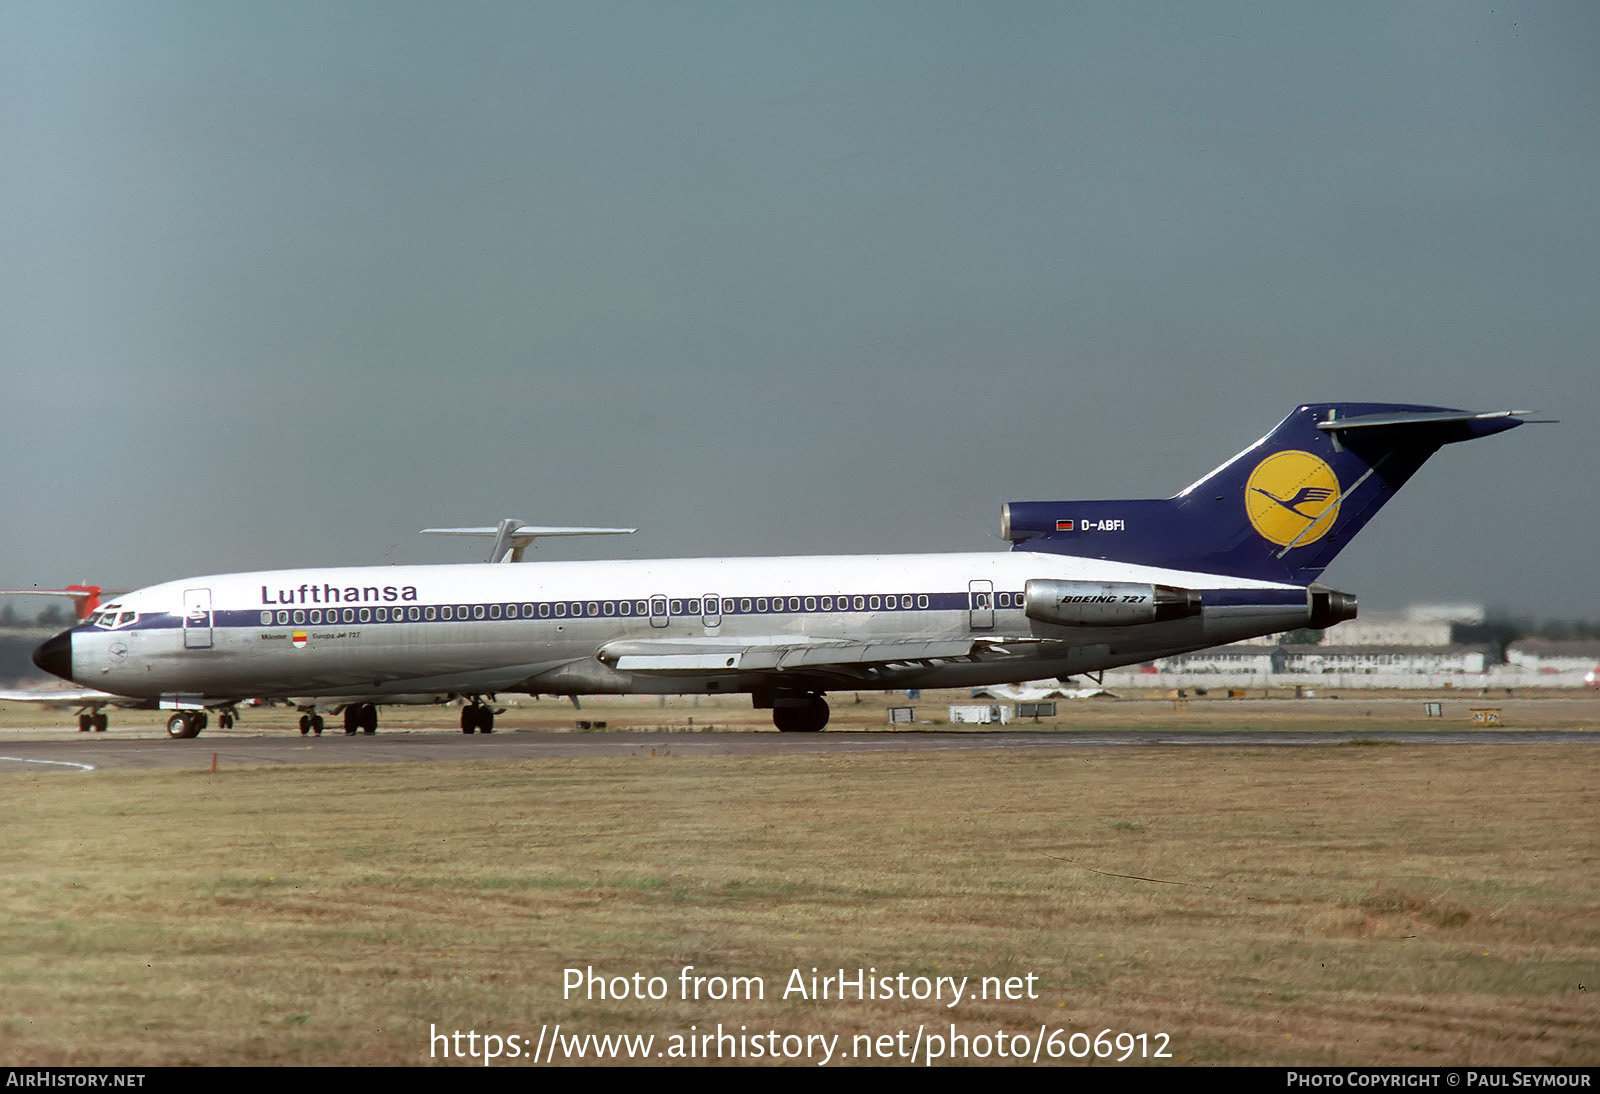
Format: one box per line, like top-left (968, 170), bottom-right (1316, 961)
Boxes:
top-left (166, 712), bottom-right (203, 739)
top-left (359, 704), bottom-right (378, 734)
top-left (460, 706), bottom-right (476, 734)
top-left (300, 714), bottom-right (312, 736)
top-left (772, 694), bottom-right (829, 732)
top-left (310, 713), bottom-right (323, 735)
top-left (92, 713), bottom-right (108, 732)
top-left (343, 707), bottom-right (360, 735)
top-left (78, 714), bottom-right (92, 732)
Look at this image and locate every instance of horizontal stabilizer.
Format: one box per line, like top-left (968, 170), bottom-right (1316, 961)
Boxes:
top-left (1317, 408), bottom-right (1549, 436)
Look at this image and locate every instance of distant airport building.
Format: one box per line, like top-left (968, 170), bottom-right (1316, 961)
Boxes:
top-left (1101, 604), bottom-right (1592, 689)
top-left (1504, 639), bottom-right (1600, 679)
top-left (1324, 603), bottom-right (1484, 648)
top-left (1277, 644), bottom-right (1490, 676)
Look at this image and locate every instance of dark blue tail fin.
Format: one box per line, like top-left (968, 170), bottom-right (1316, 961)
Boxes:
top-left (1002, 403), bottom-right (1531, 585)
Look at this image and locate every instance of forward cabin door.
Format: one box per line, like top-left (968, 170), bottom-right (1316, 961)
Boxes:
top-left (183, 588), bottom-right (214, 649)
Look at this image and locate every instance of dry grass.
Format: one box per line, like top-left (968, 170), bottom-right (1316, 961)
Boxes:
top-left (1, 741), bottom-right (1596, 1066)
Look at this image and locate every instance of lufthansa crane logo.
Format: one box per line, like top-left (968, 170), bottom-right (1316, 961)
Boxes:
top-left (1245, 451), bottom-right (1341, 548)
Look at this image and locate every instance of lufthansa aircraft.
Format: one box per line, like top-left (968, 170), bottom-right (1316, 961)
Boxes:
top-left (32, 403), bottom-right (1530, 738)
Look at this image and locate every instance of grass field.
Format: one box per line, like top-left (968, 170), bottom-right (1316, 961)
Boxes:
top-left (2, 697), bottom-right (1596, 1067)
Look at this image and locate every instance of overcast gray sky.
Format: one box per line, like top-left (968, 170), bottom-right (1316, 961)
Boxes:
top-left (2, 2), bottom-right (1595, 619)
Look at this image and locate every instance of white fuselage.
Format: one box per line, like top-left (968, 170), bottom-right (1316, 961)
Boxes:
top-left (57, 550), bottom-right (1307, 703)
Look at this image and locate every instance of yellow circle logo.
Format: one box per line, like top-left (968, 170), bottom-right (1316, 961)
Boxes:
top-left (1245, 451), bottom-right (1341, 547)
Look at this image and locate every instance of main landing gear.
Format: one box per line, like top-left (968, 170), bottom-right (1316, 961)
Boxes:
top-left (761, 690), bottom-right (830, 733)
top-left (460, 700), bottom-right (495, 734)
top-left (166, 711), bottom-right (207, 739)
top-left (341, 703), bottom-right (379, 735)
top-left (77, 712), bottom-right (108, 732)
top-left (163, 708), bottom-right (234, 738)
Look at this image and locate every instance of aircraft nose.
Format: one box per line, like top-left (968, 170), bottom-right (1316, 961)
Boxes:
top-left (32, 630), bottom-right (74, 681)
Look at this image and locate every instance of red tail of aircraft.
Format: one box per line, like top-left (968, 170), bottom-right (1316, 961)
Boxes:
top-left (0, 585), bottom-right (105, 621)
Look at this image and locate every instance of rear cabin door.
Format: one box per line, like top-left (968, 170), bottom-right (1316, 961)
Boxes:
top-left (968, 579), bottom-right (994, 631)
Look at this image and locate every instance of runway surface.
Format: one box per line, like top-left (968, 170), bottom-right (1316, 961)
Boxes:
top-left (0, 726), bottom-right (1595, 773)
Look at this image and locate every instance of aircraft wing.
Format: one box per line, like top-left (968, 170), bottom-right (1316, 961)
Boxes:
top-left (0, 686), bottom-right (146, 710)
top-left (597, 635), bottom-right (1043, 677)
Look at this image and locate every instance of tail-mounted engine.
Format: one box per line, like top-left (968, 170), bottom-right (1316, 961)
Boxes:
top-left (1024, 580), bottom-right (1203, 627)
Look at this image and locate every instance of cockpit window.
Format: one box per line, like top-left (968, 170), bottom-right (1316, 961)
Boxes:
top-left (91, 607), bottom-right (138, 630)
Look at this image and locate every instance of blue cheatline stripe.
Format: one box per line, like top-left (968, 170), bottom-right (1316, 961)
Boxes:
top-left (100, 590), bottom-right (1001, 632)
top-left (224, 590), bottom-right (985, 628)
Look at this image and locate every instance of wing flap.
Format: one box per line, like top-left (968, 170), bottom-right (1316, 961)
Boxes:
top-left (600, 635), bottom-right (1037, 675)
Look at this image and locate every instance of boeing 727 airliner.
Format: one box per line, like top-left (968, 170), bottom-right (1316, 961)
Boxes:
top-left (32, 403), bottom-right (1531, 737)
